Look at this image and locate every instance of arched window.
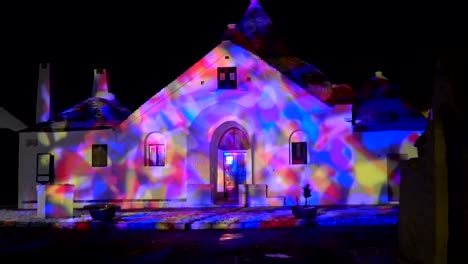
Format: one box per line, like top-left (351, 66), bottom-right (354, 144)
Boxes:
top-left (218, 127), bottom-right (249, 150)
top-left (145, 132), bottom-right (166, 167)
top-left (290, 130), bottom-right (308, 165)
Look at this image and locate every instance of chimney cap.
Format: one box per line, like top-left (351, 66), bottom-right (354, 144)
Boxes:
top-left (249, 0), bottom-right (259, 7)
top-left (95, 68), bottom-right (106, 74)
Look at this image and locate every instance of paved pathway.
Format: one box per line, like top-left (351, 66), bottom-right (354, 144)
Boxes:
top-left (0, 205), bottom-right (398, 230)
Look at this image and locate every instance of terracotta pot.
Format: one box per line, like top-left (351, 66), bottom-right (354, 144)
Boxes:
top-left (291, 206), bottom-right (318, 219)
top-left (83, 203), bottom-right (121, 221)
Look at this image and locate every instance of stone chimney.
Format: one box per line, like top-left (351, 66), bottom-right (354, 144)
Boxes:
top-left (92, 68), bottom-right (115, 101)
top-left (249, 0), bottom-right (260, 8)
top-left (36, 63), bottom-right (51, 123)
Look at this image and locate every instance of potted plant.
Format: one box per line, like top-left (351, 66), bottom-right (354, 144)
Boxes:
top-left (83, 203), bottom-right (121, 221)
top-left (291, 184), bottom-right (318, 219)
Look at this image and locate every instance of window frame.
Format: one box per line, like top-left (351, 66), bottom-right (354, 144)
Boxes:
top-left (217, 66), bottom-right (237, 89)
top-left (92, 144), bottom-right (108, 167)
top-left (291, 141), bottom-right (307, 165)
top-left (148, 143), bottom-right (166, 167)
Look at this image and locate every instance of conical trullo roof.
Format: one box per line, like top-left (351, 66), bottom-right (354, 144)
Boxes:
top-left (226, 0), bottom-right (288, 57)
top-left (354, 72), bottom-right (427, 131)
top-left (52, 68), bottom-right (131, 128)
top-left (55, 97), bottom-right (132, 126)
top-left (25, 67), bottom-right (132, 131)
top-left (223, 0), bottom-right (354, 105)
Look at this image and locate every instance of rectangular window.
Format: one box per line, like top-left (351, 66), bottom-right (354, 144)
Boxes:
top-left (149, 144), bottom-right (165, 166)
top-left (217, 67), bottom-right (237, 89)
top-left (92, 144), bottom-right (108, 167)
top-left (291, 142), bottom-right (307, 164)
top-left (36, 153), bottom-right (54, 183)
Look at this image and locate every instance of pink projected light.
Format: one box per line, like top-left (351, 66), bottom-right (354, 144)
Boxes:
top-left (37, 184), bottom-right (75, 218)
top-left (17, 1), bottom-right (426, 211)
top-left (36, 63), bottom-right (51, 123)
top-left (93, 68), bottom-right (115, 101)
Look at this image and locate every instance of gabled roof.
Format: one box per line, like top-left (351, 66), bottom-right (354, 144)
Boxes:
top-left (120, 1), bottom-right (354, 128)
top-left (120, 38), bottom-right (340, 129)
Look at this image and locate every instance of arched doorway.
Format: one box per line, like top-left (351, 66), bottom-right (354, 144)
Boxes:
top-left (210, 123), bottom-right (250, 205)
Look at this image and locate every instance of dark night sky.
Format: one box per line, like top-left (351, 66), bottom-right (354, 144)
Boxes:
top-left (4, 0), bottom-right (463, 126)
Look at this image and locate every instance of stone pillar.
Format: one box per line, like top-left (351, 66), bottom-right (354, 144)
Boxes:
top-left (37, 184), bottom-right (75, 219)
top-left (186, 184), bottom-right (213, 207)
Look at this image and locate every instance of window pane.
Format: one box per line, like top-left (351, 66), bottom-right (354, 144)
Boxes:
top-left (149, 145), bottom-right (157, 166)
top-left (148, 144), bottom-right (165, 167)
top-left (291, 142), bottom-right (307, 164)
top-left (92, 144), bottom-right (108, 167)
top-left (217, 67), bottom-right (237, 89)
top-left (37, 153), bottom-right (51, 175)
top-left (156, 144), bottom-right (165, 166)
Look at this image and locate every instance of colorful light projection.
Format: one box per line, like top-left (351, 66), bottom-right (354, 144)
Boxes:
top-left (18, 67), bottom-right (133, 210)
top-left (36, 184), bottom-right (74, 218)
top-left (31, 71), bottom-right (132, 204)
top-left (36, 63), bottom-right (51, 123)
top-left (19, 41), bottom-right (422, 210)
top-left (34, 100), bottom-right (131, 202)
top-left (19, 0), bottom-right (424, 209)
top-left (116, 41), bottom-right (421, 207)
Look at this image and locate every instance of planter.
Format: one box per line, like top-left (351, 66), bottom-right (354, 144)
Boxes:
top-left (291, 206), bottom-right (318, 220)
top-left (83, 203), bottom-right (121, 221)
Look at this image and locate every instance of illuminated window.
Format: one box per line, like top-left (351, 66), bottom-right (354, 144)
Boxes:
top-left (36, 153), bottom-right (54, 184)
top-left (218, 127), bottom-right (250, 150)
top-left (217, 67), bottom-right (237, 89)
top-left (145, 132), bottom-right (166, 167)
top-left (291, 142), bottom-right (307, 164)
top-left (92, 144), bottom-right (108, 167)
top-left (148, 144), bottom-right (165, 166)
